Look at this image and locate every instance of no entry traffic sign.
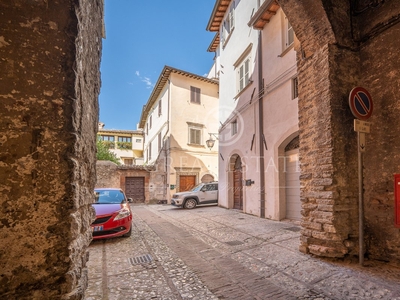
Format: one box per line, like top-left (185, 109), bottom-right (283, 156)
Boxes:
top-left (349, 87), bottom-right (373, 120)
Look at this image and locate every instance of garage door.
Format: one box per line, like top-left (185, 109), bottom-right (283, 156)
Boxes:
top-left (179, 175), bottom-right (196, 192)
top-left (125, 177), bottom-right (145, 203)
top-left (285, 148), bottom-right (301, 220)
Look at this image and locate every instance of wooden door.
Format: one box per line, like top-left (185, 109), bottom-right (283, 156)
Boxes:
top-left (125, 177), bottom-right (145, 203)
top-left (179, 175), bottom-right (196, 192)
top-left (233, 157), bottom-right (243, 210)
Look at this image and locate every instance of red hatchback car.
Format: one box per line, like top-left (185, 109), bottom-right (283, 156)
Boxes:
top-left (91, 188), bottom-right (133, 240)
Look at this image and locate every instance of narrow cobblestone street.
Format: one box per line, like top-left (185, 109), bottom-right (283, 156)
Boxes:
top-left (85, 205), bottom-right (400, 300)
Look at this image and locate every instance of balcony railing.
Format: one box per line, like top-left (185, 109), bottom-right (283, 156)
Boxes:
top-left (103, 141), bottom-right (115, 149)
top-left (117, 141), bottom-right (132, 150)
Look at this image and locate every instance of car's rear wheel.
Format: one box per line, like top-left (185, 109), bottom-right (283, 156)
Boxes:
top-left (184, 198), bottom-right (197, 209)
top-left (123, 225), bottom-right (132, 237)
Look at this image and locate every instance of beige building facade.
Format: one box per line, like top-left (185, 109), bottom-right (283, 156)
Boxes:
top-left (139, 66), bottom-right (219, 202)
top-left (97, 123), bottom-right (144, 165)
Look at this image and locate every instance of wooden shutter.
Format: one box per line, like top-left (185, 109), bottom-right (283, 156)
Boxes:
top-left (190, 128), bottom-right (201, 145)
top-left (190, 86), bottom-right (200, 104)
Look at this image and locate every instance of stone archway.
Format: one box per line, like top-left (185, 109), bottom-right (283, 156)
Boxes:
top-left (277, 0), bottom-right (361, 258)
top-left (201, 174), bottom-right (215, 183)
top-left (278, 0), bottom-right (400, 264)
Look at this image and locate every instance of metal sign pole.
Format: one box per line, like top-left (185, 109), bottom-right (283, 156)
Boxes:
top-left (349, 86), bottom-right (373, 267)
top-left (358, 131), bottom-right (364, 266)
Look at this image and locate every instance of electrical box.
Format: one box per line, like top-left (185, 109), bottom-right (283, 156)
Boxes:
top-left (245, 179), bottom-right (254, 186)
top-left (395, 174), bottom-right (400, 228)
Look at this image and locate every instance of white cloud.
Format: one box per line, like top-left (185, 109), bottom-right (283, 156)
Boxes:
top-left (142, 77), bottom-right (152, 87)
top-left (134, 71), bottom-right (154, 89)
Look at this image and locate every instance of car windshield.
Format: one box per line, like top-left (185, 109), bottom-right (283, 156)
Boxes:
top-left (94, 190), bottom-right (125, 204)
top-left (191, 184), bottom-right (204, 192)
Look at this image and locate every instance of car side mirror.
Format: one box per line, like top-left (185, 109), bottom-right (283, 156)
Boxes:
top-left (127, 198), bottom-right (133, 203)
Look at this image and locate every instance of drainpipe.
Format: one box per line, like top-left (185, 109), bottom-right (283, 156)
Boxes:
top-left (163, 75), bottom-right (171, 202)
top-left (258, 31), bottom-right (266, 218)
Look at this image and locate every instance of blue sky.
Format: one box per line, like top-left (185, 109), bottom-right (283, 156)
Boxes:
top-left (99, 0), bottom-right (217, 130)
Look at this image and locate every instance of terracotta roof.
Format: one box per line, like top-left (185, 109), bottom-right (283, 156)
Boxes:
top-left (138, 66), bottom-right (218, 129)
top-left (98, 129), bottom-right (143, 135)
top-left (206, 0), bottom-right (232, 32)
top-left (206, 0), bottom-right (280, 49)
top-left (248, 0), bottom-right (280, 30)
top-left (207, 33), bottom-right (220, 52)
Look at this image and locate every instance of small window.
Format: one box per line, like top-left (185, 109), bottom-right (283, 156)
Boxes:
top-left (287, 20), bottom-right (294, 47)
top-left (238, 58), bottom-right (250, 92)
top-left (189, 127), bottom-right (202, 145)
top-left (221, 1), bottom-right (235, 45)
top-left (136, 139), bottom-right (142, 143)
top-left (148, 142), bottom-right (152, 160)
top-left (118, 137), bottom-right (131, 142)
top-left (284, 15), bottom-right (294, 50)
top-left (158, 99), bottom-right (162, 116)
top-left (124, 159), bottom-right (133, 165)
top-left (190, 86), bottom-right (201, 104)
top-left (234, 45), bottom-right (252, 94)
top-left (100, 135), bottom-right (114, 142)
top-left (231, 119), bottom-right (238, 136)
top-left (158, 132), bottom-right (162, 152)
top-left (292, 77), bottom-right (298, 99)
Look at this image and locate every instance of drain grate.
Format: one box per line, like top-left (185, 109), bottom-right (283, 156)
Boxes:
top-left (129, 254), bottom-right (153, 265)
top-left (284, 227), bottom-right (301, 232)
top-left (225, 240), bottom-right (244, 246)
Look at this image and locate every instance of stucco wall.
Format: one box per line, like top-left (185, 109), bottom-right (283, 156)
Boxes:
top-left (0, 0), bottom-right (103, 298)
top-left (217, 4), bottom-right (298, 220)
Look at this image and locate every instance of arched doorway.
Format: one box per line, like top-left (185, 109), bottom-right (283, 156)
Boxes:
top-left (233, 156), bottom-right (243, 210)
top-left (201, 174), bottom-right (215, 183)
top-left (284, 136), bottom-right (301, 220)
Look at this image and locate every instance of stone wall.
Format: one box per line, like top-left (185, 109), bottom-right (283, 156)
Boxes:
top-left (96, 161), bottom-right (121, 188)
top-left (95, 161), bottom-right (163, 204)
top-left (0, 0), bottom-right (103, 299)
top-left (279, 0), bottom-right (400, 264)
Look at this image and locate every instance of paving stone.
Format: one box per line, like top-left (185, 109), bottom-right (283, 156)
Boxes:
top-left (85, 204), bottom-right (400, 300)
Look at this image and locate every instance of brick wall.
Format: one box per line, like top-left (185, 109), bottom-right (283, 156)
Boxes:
top-left (360, 8), bottom-right (400, 263)
top-left (280, 0), bottom-right (400, 264)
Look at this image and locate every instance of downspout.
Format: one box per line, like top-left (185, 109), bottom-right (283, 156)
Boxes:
top-left (164, 77), bottom-right (171, 202)
top-left (258, 31), bottom-right (266, 218)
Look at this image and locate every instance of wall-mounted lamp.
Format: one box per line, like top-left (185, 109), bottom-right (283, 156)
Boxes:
top-left (206, 133), bottom-right (219, 150)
